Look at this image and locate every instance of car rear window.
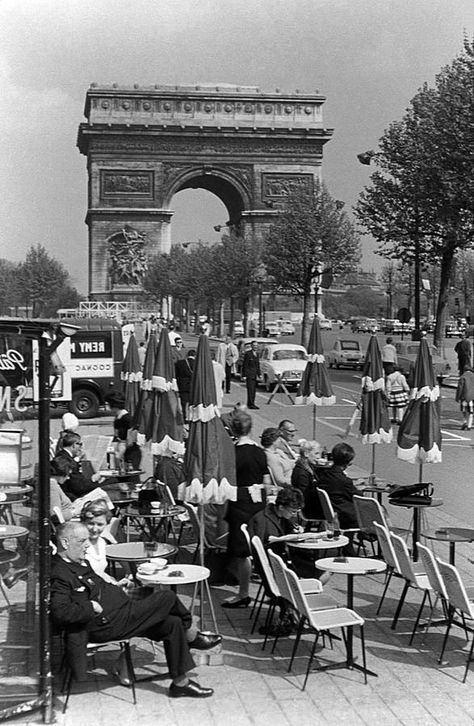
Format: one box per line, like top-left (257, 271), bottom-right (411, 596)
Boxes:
top-left (340, 341), bottom-right (360, 350)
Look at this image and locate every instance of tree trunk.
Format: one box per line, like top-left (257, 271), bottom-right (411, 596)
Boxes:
top-left (433, 244), bottom-right (455, 349)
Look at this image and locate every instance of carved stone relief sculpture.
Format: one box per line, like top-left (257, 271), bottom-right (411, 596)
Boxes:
top-left (108, 226), bottom-right (148, 286)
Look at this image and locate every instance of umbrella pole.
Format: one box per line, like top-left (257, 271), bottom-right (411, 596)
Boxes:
top-left (369, 443), bottom-right (376, 485)
top-left (418, 460), bottom-right (423, 484)
top-left (312, 405), bottom-right (316, 440)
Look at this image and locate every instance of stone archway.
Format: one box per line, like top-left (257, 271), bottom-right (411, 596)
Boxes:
top-left (78, 83), bottom-right (333, 300)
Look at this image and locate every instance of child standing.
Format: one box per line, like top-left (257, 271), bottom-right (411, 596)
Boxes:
top-left (386, 366), bottom-right (410, 424)
top-left (456, 366), bottom-right (474, 430)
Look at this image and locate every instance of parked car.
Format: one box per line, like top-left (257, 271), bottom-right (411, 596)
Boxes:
top-left (264, 321), bottom-right (280, 337)
top-left (259, 343), bottom-right (308, 391)
top-left (326, 338), bottom-right (365, 370)
top-left (313, 315), bottom-right (332, 330)
top-left (395, 341), bottom-right (451, 385)
top-left (445, 318), bottom-right (466, 338)
top-left (234, 336), bottom-right (280, 378)
top-left (277, 319), bottom-right (295, 336)
top-left (232, 320), bottom-right (244, 336)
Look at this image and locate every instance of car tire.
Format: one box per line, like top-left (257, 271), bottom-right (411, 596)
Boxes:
top-left (70, 389), bottom-right (100, 419)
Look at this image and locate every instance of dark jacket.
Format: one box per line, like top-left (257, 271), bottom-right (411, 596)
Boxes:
top-left (52, 449), bottom-right (97, 501)
top-left (247, 503), bottom-right (297, 557)
top-left (175, 357), bottom-right (194, 395)
top-left (315, 465), bottom-right (358, 529)
top-left (242, 350), bottom-right (260, 380)
top-left (50, 555), bottom-right (117, 679)
top-left (291, 459), bottom-right (318, 497)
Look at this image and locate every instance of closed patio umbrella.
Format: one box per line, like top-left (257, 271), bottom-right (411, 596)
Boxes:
top-left (359, 334), bottom-right (392, 483)
top-left (178, 334), bottom-right (237, 504)
top-left (149, 328), bottom-right (184, 457)
top-left (134, 334), bottom-right (158, 446)
top-left (177, 334), bottom-right (237, 633)
top-left (397, 335), bottom-right (442, 474)
top-left (295, 316), bottom-right (335, 438)
top-left (121, 333), bottom-right (142, 418)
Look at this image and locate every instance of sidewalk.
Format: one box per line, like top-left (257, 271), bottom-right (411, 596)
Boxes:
top-left (14, 494), bottom-right (474, 726)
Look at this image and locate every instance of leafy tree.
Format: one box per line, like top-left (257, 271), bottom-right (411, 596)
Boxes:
top-left (16, 244), bottom-right (79, 317)
top-left (355, 37), bottom-right (474, 346)
top-left (263, 183), bottom-right (360, 346)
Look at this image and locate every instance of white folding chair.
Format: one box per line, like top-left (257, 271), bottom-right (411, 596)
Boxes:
top-left (316, 487), bottom-right (359, 536)
top-left (285, 566), bottom-right (367, 688)
top-left (417, 543), bottom-right (450, 643)
top-left (437, 558), bottom-right (474, 682)
top-left (389, 531), bottom-right (432, 640)
top-left (373, 521), bottom-right (403, 615)
top-left (268, 550), bottom-right (340, 661)
top-left (250, 536), bottom-right (282, 648)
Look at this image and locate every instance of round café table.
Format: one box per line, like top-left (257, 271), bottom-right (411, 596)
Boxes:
top-left (137, 564), bottom-right (218, 634)
top-left (286, 533), bottom-right (349, 552)
top-left (422, 527), bottom-right (474, 565)
top-left (105, 541), bottom-right (177, 579)
top-left (390, 497), bottom-right (443, 561)
top-left (317, 556), bottom-right (386, 678)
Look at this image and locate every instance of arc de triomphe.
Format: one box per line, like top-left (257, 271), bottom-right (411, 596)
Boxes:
top-left (77, 83), bottom-right (333, 300)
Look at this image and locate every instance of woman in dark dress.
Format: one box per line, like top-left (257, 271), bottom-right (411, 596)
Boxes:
top-left (222, 411), bottom-right (270, 608)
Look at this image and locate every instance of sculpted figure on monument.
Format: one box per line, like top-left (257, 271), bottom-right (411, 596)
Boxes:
top-left (108, 226), bottom-right (148, 286)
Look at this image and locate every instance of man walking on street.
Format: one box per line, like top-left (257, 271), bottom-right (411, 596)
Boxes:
top-left (242, 340), bottom-right (260, 409)
top-left (217, 336), bottom-right (239, 394)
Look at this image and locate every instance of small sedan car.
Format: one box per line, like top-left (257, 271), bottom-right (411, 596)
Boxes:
top-left (327, 338), bottom-right (365, 370)
top-left (395, 341), bottom-right (451, 384)
top-left (278, 319), bottom-right (295, 335)
top-left (264, 322), bottom-right (280, 337)
top-left (259, 343), bottom-right (308, 391)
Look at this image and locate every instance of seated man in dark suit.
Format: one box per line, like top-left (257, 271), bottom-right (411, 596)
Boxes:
top-left (52, 432), bottom-right (102, 501)
top-left (51, 521), bottom-right (220, 698)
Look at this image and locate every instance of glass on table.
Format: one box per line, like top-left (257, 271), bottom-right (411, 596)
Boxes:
top-left (144, 541), bottom-right (159, 557)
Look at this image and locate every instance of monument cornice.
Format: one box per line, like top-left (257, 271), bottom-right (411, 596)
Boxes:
top-left (78, 125), bottom-right (333, 156)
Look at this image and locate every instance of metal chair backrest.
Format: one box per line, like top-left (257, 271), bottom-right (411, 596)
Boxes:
top-left (250, 535), bottom-right (280, 599)
top-left (181, 502), bottom-right (212, 549)
top-left (240, 523), bottom-right (251, 554)
top-left (373, 521), bottom-right (400, 572)
top-left (353, 495), bottom-right (386, 535)
top-left (390, 531), bottom-right (418, 583)
top-left (437, 558), bottom-right (474, 618)
top-left (155, 481), bottom-right (176, 506)
top-left (417, 543), bottom-right (448, 600)
top-left (267, 550), bottom-right (296, 607)
top-left (316, 487), bottom-right (335, 523)
top-left (285, 565), bottom-right (312, 620)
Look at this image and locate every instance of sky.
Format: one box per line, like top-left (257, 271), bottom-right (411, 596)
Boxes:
top-left (1, 0), bottom-right (473, 294)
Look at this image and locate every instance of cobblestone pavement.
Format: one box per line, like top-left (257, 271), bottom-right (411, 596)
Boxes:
top-left (7, 336), bottom-right (474, 725)
top-left (10, 489), bottom-right (474, 726)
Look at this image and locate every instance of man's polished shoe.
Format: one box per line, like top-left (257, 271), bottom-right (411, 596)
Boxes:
top-left (169, 679), bottom-right (214, 699)
top-left (3, 568), bottom-right (28, 589)
top-left (221, 596), bottom-right (251, 609)
top-left (248, 405), bottom-right (259, 410)
top-left (188, 632), bottom-right (222, 650)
